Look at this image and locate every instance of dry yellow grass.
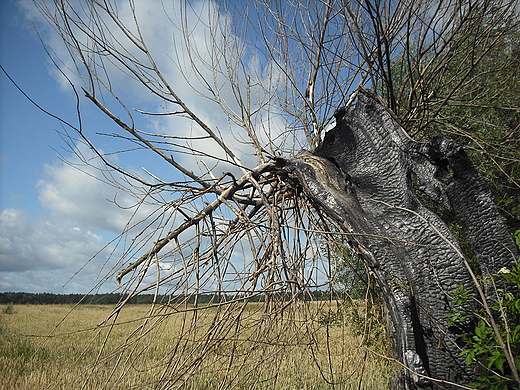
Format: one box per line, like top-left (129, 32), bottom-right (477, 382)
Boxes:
top-left (0, 301), bottom-right (393, 389)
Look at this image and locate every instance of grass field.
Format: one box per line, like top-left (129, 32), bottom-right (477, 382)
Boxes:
top-left (0, 301), bottom-right (393, 389)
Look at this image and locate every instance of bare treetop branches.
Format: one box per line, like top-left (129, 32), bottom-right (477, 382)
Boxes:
top-left (23, 0), bottom-right (520, 388)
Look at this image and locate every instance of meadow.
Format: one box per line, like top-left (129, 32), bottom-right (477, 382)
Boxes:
top-left (1, 301), bottom-right (393, 389)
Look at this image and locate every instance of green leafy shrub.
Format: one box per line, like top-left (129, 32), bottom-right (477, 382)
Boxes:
top-left (449, 230), bottom-right (520, 389)
top-left (2, 303), bottom-right (16, 314)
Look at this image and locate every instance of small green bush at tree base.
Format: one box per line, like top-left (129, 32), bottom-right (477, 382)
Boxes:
top-left (449, 230), bottom-right (520, 390)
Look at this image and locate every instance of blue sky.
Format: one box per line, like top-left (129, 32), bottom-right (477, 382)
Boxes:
top-left (1, 0), bottom-right (334, 296)
top-left (0, 0), bottom-right (285, 294)
top-left (1, 1), bottom-right (65, 214)
top-left (0, 1), bottom-right (99, 293)
top-left (0, 1), bottom-right (166, 294)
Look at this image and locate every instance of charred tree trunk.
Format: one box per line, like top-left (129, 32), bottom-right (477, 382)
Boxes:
top-left (279, 88), bottom-right (518, 389)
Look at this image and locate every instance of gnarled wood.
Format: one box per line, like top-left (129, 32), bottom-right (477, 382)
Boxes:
top-left (281, 88), bottom-right (518, 389)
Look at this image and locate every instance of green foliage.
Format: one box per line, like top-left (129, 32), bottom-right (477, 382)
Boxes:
top-left (447, 284), bottom-right (472, 327)
top-left (435, 25), bottom-right (520, 229)
top-left (317, 306), bottom-right (344, 326)
top-left (449, 233), bottom-right (520, 389)
top-left (317, 229), bottom-right (371, 300)
top-left (317, 297), bottom-right (387, 350)
top-left (334, 253), bottom-right (371, 300)
top-left (2, 303), bottom-right (16, 314)
top-left (386, 1), bottom-right (520, 231)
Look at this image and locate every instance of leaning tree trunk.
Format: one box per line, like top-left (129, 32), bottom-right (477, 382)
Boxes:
top-left (279, 88), bottom-right (519, 389)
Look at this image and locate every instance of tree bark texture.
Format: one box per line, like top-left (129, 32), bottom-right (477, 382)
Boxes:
top-left (280, 88), bottom-right (519, 389)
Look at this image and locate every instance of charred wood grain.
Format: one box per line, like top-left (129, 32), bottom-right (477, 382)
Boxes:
top-left (280, 88), bottom-right (518, 389)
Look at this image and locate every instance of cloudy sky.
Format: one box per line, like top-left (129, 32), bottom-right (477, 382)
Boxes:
top-left (0, 1), bottom-right (120, 293)
top-left (0, 0), bottom-right (271, 294)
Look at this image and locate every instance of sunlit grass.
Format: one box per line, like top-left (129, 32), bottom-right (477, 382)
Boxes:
top-left (0, 301), bottom-right (392, 389)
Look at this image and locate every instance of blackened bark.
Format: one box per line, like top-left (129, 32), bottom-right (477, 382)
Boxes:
top-left (280, 88), bottom-right (518, 389)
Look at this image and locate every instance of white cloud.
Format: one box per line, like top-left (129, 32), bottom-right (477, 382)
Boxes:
top-left (3, 0), bottom-right (304, 294)
top-left (0, 143), bottom-right (157, 292)
top-left (0, 207), bottom-right (114, 293)
top-left (38, 159), bottom-right (128, 233)
top-left (24, 0), bottom-right (295, 176)
top-left (0, 208), bottom-right (105, 273)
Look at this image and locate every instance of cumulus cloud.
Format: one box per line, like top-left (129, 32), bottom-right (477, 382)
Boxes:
top-left (0, 206), bottom-right (119, 294)
top-left (0, 144), bottom-right (155, 292)
top-left (0, 208), bottom-right (105, 273)
top-left (24, 0), bottom-right (293, 176)
top-left (2, 0), bottom-right (300, 293)
top-left (38, 158), bottom-right (131, 233)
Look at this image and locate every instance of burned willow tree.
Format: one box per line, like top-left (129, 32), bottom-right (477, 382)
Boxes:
top-left (25, 0), bottom-right (520, 389)
top-left (282, 88), bottom-right (519, 388)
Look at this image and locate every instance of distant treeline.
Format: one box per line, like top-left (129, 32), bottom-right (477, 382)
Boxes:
top-left (0, 292), bottom-right (161, 305)
top-left (0, 290), bottom-right (338, 305)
